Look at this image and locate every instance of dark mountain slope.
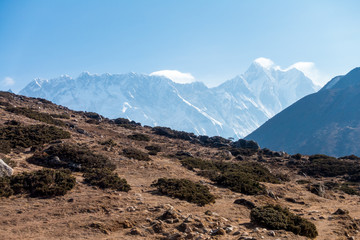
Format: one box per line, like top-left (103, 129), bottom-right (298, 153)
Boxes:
top-left (246, 68), bottom-right (360, 157)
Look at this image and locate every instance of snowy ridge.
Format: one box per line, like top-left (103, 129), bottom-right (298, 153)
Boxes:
top-left (20, 58), bottom-right (319, 139)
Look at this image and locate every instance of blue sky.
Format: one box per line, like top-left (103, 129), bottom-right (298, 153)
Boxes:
top-left (1, 0), bottom-right (360, 92)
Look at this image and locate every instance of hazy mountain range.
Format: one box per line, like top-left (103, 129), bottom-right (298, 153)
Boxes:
top-left (20, 58), bottom-right (319, 138)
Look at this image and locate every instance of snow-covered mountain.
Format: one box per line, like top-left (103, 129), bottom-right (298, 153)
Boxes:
top-left (20, 58), bottom-right (320, 138)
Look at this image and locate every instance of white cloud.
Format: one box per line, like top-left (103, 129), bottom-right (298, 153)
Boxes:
top-left (254, 57), bottom-right (276, 69)
top-left (286, 62), bottom-right (328, 86)
top-left (2, 77), bottom-right (15, 86)
top-left (150, 70), bottom-right (195, 84)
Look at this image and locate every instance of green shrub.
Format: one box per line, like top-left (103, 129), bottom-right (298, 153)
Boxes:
top-left (6, 169), bottom-right (75, 198)
top-left (296, 179), bottom-right (311, 184)
top-left (151, 178), bottom-right (215, 206)
top-left (301, 157), bottom-right (360, 178)
top-left (5, 107), bottom-right (65, 126)
top-left (179, 157), bottom-right (279, 195)
top-left (251, 205), bottom-right (318, 238)
top-left (50, 113), bottom-right (70, 119)
top-left (145, 145), bottom-right (162, 153)
top-left (0, 125), bottom-right (70, 153)
top-left (291, 153), bottom-right (302, 160)
top-left (99, 139), bottom-right (117, 147)
top-left (0, 140), bottom-right (11, 154)
top-left (145, 145), bottom-right (161, 155)
top-left (0, 177), bottom-right (13, 197)
top-left (127, 133), bottom-right (150, 142)
top-left (122, 148), bottom-right (151, 161)
top-left (340, 183), bottom-right (359, 195)
top-left (214, 172), bottom-right (265, 195)
top-left (28, 144), bottom-right (115, 172)
top-left (83, 168), bottom-right (131, 192)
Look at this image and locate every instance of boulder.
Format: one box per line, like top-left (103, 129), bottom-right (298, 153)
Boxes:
top-left (0, 159), bottom-right (13, 177)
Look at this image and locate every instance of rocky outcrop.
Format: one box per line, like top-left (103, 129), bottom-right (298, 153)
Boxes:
top-left (0, 159), bottom-right (13, 177)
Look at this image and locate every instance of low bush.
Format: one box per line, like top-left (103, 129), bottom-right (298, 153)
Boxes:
top-left (301, 156), bottom-right (360, 178)
top-left (179, 157), bottom-right (279, 195)
top-left (0, 177), bottom-right (13, 197)
top-left (113, 118), bottom-right (140, 129)
top-left (340, 183), bottom-right (359, 195)
top-left (145, 145), bottom-right (162, 155)
top-left (5, 107), bottom-right (65, 126)
top-left (250, 205), bottom-right (318, 238)
top-left (291, 153), bottom-right (302, 160)
top-left (296, 179), bottom-right (311, 184)
top-left (83, 168), bottom-right (131, 192)
top-left (50, 113), bottom-right (70, 119)
top-left (214, 172), bottom-right (265, 195)
top-left (127, 133), bottom-right (150, 142)
top-left (28, 144), bottom-right (115, 172)
top-left (0, 125), bottom-right (70, 153)
top-left (151, 178), bottom-right (215, 206)
top-left (0, 169), bottom-right (75, 198)
top-left (99, 139), bottom-right (117, 147)
top-left (122, 148), bottom-right (151, 161)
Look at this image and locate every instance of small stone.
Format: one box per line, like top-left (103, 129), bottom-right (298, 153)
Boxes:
top-left (204, 210), bottom-right (212, 216)
top-left (333, 208), bottom-right (349, 215)
top-left (225, 226), bottom-right (234, 233)
top-left (268, 231), bottom-right (276, 237)
top-left (126, 206), bottom-right (136, 212)
top-left (130, 227), bottom-right (141, 235)
top-left (211, 228), bottom-right (226, 236)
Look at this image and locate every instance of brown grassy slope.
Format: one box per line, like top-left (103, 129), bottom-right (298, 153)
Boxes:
top-left (0, 92), bottom-right (359, 240)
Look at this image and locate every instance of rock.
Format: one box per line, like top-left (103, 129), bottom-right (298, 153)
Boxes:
top-left (0, 159), bottom-right (13, 177)
top-left (123, 220), bottom-right (133, 228)
top-left (177, 222), bottom-right (192, 233)
top-left (333, 208), bottom-right (349, 215)
top-left (266, 190), bottom-right (278, 200)
top-left (159, 209), bottom-right (180, 221)
top-left (130, 227), bottom-right (142, 235)
top-left (126, 206), bottom-right (136, 212)
top-left (151, 221), bottom-right (164, 233)
top-left (204, 210), bottom-right (212, 216)
top-left (166, 233), bottom-right (185, 240)
top-left (225, 226), bottom-right (234, 233)
top-left (76, 128), bottom-right (87, 134)
top-left (184, 215), bottom-right (193, 223)
top-left (268, 231), bottom-right (276, 237)
top-left (211, 228), bottom-right (226, 236)
top-left (309, 182), bottom-right (326, 197)
top-left (234, 199), bottom-right (256, 209)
